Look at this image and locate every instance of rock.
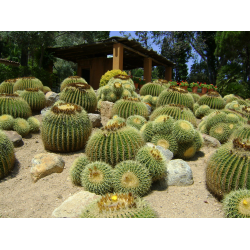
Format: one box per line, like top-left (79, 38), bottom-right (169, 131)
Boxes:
top-left (30, 153), bottom-right (65, 182)
top-left (166, 159), bottom-right (194, 186)
top-left (4, 130), bottom-right (23, 147)
top-left (41, 107), bottom-right (51, 117)
top-left (52, 191), bottom-right (101, 218)
top-left (202, 134), bottom-right (221, 148)
top-left (146, 143), bottom-right (173, 161)
top-left (45, 91), bottom-right (59, 107)
top-left (100, 101), bottom-right (115, 126)
top-left (88, 113), bottom-right (101, 128)
top-left (146, 104), bottom-right (152, 115)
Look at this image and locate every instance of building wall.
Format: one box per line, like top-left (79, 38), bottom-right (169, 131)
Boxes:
top-left (77, 57), bottom-right (112, 90)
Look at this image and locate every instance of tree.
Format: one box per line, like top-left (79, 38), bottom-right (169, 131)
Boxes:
top-left (187, 59), bottom-right (209, 83)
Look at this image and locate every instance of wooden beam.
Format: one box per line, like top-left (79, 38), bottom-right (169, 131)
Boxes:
top-left (143, 58), bottom-right (152, 83)
top-left (113, 43), bottom-right (123, 70)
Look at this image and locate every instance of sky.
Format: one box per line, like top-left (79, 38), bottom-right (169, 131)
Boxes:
top-left (109, 31), bottom-right (194, 73)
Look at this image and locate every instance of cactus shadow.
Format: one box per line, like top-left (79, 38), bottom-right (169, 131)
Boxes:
top-left (185, 150), bottom-right (205, 162)
top-left (0, 158), bottom-right (21, 184)
top-left (151, 178), bottom-right (168, 191)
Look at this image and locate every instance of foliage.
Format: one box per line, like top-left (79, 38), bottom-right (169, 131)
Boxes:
top-left (187, 59), bottom-right (210, 83)
top-left (99, 70), bottom-right (127, 88)
top-left (189, 82), bottom-right (199, 87)
top-left (130, 75), bottom-right (146, 85)
top-left (216, 63), bottom-right (249, 98)
top-left (179, 81), bottom-right (189, 86)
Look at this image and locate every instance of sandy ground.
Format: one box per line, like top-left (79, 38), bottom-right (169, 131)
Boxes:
top-left (0, 114), bottom-right (224, 218)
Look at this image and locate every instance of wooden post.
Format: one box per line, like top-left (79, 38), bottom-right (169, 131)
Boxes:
top-left (143, 57), bottom-right (152, 83)
top-left (77, 63), bottom-right (82, 77)
top-left (165, 66), bottom-right (172, 81)
top-left (112, 43), bottom-right (123, 70)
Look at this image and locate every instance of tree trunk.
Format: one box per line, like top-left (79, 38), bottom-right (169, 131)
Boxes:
top-left (39, 46), bottom-right (45, 68)
top-left (20, 48), bottom-right (28, 66)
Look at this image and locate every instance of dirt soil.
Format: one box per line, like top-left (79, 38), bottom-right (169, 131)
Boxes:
top-left (0, 114), bottom-right (224, 218)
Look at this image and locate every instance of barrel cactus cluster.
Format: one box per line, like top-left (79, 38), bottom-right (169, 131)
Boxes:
top-left (140, 82), bottom-right (167, 97)
top-left (197, 91), bottom-right (226, 109)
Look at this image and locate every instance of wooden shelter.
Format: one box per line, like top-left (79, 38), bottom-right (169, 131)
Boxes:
top-left (0, 58), bottom-right (20, 67)
top-left (47, 36), bottom-right (175, 90)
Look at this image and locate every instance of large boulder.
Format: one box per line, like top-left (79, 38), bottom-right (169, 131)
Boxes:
top-left (52, 191), bottom-right (101, 218)
top-left (100, 101), bottom-right (114, 126)
top-left (202, 134), bottom-right (221, 148)
top-left (166, 159), bottom-right (194, 186)
top-left (146, 143), bottom-right (174, 162)
top-left (4, 130), bottom-right (23, 147)
top-left (88, 113), bottom-right (101, 128)
top-left (30, 153), bottom-right (65, 182)
top-left (45, 91), bottom-right (59, 107)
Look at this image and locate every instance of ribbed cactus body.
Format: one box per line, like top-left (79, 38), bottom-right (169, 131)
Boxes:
top-left (19, 88), bottom-right (46, 111)
top-left (190, 92), bottom-right (200, 102)
top-left (27, 117), bottom-right (40, 132)
top-left (152, 115), bottom-right (174, 134)
top-left (112, 97), bottom-right (148, 119)
top-left (81, 161), bottom-right (113, 195)
top-left (13, 118), bottom-right (30, 136)
top-left (198, 91), bottom-right (226, 109)
top-left (205, 111), bottom-right (228, 131)
top-left (172, 120), bottom-right (196, 143)
top-left (209, 122), bottom-right (231, 144)
top-left (13, 77), bottom-right (43, 92)
top-left (222, 189), bottom-right (250, 218)
top-left (42, 86), bottom-right (51, 94)
top-left (0, 130), bottom-right (15, 180)
top-left (140, 121), bottom-right (154, 142)
top-left (195, 105), bottom-right (211, 118)
top-left (177, 141), bottom-right (197, 159)
top-left (126, 115), bottom-right (147, 130)
top-left (0, 115), bottom-right (14, 130)
top-left (59, 83), bottom-right (97, 113)
top-left (41, 103), bottom-right (92, 152)
top-left (60, 76), bottom-right (87, 91)
top-left (85, 122), bottom-right (145, 166)
top-left (140, 82), bottom-right (166, 97)
top-left (150, 104), bottom-right (197, 127)
top-left (230, 124), bottom-right (250, 140)
top-left (113, 160), bottom-right (152, 197)
top-left (80, 193), bottom-right (157, 218)
top-left (0, 79), bottom-right (17, 94)
top-left (151, 134), bottom-right (178, 155)
top-left (156, 86), bottom-right (194, 110)
top-left (70, 155), bottom-right (90, 186)
top-left (0, 94), bottom-right (32, 119)
top-left (225, 101), bottom-right (242, 111)
top-left (135, 146), bottom-right (166, 181)
top-left (206, 139), bottom-right (250, 199)
top-left (106, 116), bottom-right (126, 126)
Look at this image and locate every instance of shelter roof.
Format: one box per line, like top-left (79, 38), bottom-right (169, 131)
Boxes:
top-left (47, 36), bottom-right (175, 69)
top-left (0, 58), bottom-right (20, 66)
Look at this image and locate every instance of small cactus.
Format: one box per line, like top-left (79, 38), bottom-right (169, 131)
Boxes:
top-left (69, 155), bottom-right (90, 186)
top-left (172, 120), bottom-right (196, 143)
top-left (0, 78), bottom-right (17, 94)
top-left (81, 161), bottom-right (113, 195)
top-left (0, 130), bottom-right (15, 180)
top-left (126, 115), bottom-right (147, 130)
top-left (60, 76), bottom-right (87, 91)
top-left (113, 160), bottom-right (152, 197)
top-left (222, 189), bottom-right (250, 218)
top-left (0, 114), bottom-right (14, 130)
top-left (140, 121), bottom-right (155, 142)
top-left (13, 118), bottom-right (30, 136)
top-left (135, 145), bottom-right (166, 181)
top-left (27, 117), bottom-right (40, 132)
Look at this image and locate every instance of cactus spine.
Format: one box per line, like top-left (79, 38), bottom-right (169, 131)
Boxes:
top-left (0, 78), bottom-right (17, 94)
top-left (13, 77), bottom-right (43, 92)
top-left (13, 118), bottom-right (30, 136)
top-left (0, 114), bottom-right (14, 130)
top-left (0, 130), bottom-right (15, 180)
top-left (41, 103), bottom-right (92, 152)
top-left (27, 117), bottom-right (40, 132)
top-left (140, 82), bottom-right (166, 97)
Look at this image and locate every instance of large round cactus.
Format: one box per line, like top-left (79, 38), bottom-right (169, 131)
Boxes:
top-left (156, 86), bottom-right (194, 110)
top-left (112, 97), bottom-right (148, 119)
top-left (0, 130), bottom-right (15, 180)
top-left (13, 77), bottom-right (43, 92)
top-left (150, 104), bottom-right (197, 127)
top-left (0, 94), bottom-right (32, 119)
top-left (206, 138), bottom-right (250, 200)
top-left (198, 91), bottom-right (226, 109)
top-left (19, 88), bottom-right (46, 111)
top-left (99, 70), bottom-right (128, 88)
top-left (59, 82), bottom-right (97, 113)
top-left (140, 82), bottom-right (167, 97)
top-left (60, 76), bottom-right (87, 91)
top-left (85, 122), bottom-right (145, 167)
top-left (0, 115), bottom-right (14, 130)
top-left (41, 102), bottom-right (92, 152)
top-left (0, 78), bottom-right (18, 94)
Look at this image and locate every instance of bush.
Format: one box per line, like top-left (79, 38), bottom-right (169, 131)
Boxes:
top-left (0, 64), bottom-right (57, 90)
